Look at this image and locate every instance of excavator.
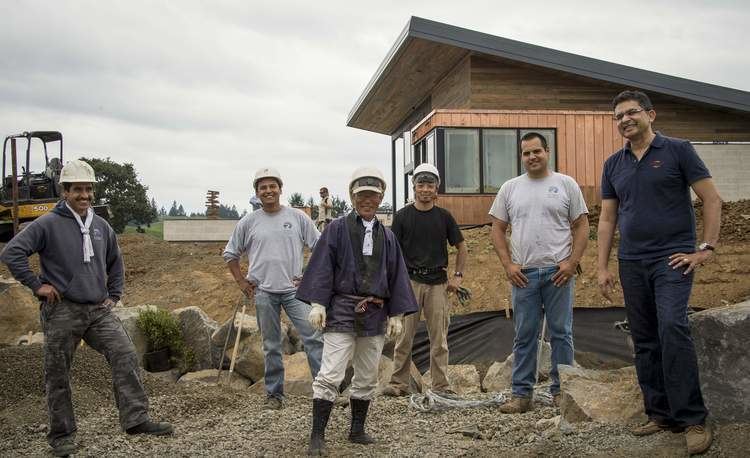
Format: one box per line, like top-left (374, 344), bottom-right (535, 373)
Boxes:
top-left (0, 131), bottom-right (108, 242)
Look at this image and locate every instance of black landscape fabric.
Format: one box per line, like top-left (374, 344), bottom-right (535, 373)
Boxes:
top-left (410, 307), bottom-right (632, 373)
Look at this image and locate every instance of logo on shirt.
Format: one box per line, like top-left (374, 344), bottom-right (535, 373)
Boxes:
top-left (92, 228), bottom-right (103, 241)
top-left (547, 186), bottom-right (559, 194)
top-left (283, 222), bottom-right (293, 229)
top-left (650, 160), bottom-right (663, 168)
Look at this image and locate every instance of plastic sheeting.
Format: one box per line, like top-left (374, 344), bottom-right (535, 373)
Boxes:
top-left (408, 308), bottom-right (632, 373)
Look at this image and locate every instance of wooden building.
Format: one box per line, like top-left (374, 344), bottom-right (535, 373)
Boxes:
top-left (347, 17), bottom-right (750, 225)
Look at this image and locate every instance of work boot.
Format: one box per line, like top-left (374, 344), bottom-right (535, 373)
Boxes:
top-left (499, 396), bottom-right (533, 414)
top-left (308, 398), bottom-right (334, 456)
top-left (348, 398), bottom-right (375, 444)
top-left (264, 396), bottom-right (283, 410)
top-left (51, 437), bottom-right (77, 457)
top-left (126, 420), bottom-right (174, 436)
top-left (380, 385), bottom-right (408, 397)
top-left (686, 424), bottom-right (713, 455)
top-left (631, 419), bottom-right (681, 437)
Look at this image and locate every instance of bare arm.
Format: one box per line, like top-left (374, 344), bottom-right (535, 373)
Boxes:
top-left (596, 198), bottom-right (619, 301)
top-left (227, 258), bottom-right (255, 297)
top-left (447, 241), bottom-right (468, 292)
top-left (552, 213), bottom-right (589, 287)
top-left (490, 216), bottom-right (527, 287)
top-left (668, 177), bottom-right (722, 273)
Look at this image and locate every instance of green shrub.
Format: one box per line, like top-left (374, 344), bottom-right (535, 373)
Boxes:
top-left (136, 308), bottom-right (196, 373)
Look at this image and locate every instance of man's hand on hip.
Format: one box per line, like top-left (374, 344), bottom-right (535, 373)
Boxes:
top-left (668, 250), bottom-right (713, 275)
top-left (35, 284), bottom-right (61, 304)
top-left (552, 259), bottom-right (578, 287)
top-left (308, 303), bottom-right (326, 331)
top-left (237, 278), bottom-right (256, 298)
top-left (504, 263), bottom-right (528, 288)
top-left (597, 269), bottom-right (617, 303)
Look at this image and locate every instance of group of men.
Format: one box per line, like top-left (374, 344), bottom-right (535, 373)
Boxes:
top-left (0, 89), bottom-right (720, 456)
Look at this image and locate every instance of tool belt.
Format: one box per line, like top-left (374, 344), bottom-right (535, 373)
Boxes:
top-left (340, 294), bottom-right (384, 314)
top-left (408, 266), bottom-right (446, 276)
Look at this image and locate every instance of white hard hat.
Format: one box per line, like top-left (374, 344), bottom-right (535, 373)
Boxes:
top-left (412, 163), bottom-right (440, 185)
top-left (59, 159), bottom-right (96, 183)
top-left (349, 166), bottom-right (386, 195)
top-left (253, 167), bottom-right (283, 189)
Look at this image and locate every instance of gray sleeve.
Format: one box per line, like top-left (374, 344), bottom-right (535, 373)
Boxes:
top-left (565, 176), bottom-right (589, 221)
top-left (0, 221), bottom-right (45, 293)
top-left (106, 226), bottom-right (124, 300)
top-left (223, 217), bottom-right (249, 262)
top-left (488, 184), bottom-right (510, 222)
top-left (301, 211), bottom-right (321, 249)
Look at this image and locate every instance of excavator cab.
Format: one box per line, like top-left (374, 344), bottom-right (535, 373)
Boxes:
top-left (0, 131), bottom-right (64, 241)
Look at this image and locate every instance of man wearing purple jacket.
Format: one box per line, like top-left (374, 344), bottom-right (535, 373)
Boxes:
top-left (297, 166), bottom-right (418, 456)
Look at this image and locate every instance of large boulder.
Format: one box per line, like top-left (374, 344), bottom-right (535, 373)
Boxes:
top-left (15, 332), bottom-right (44, 345)
top-left (210, 313), bottom-right (259, 348)
top-left (112, 304), bottom-right (158, 361)
top-left (558, 364), bottom-right (645, 424)
top-left (248, 352), bottom-right (314, 396)
top-left (227, 332), bottom-right (266, 382)
top-left (483, 342), bottom-right (580, 392)
top-left (690, 301), bottom-right (750, 423)
top-left (375, 356), bottom-right (423, 394)
top-left (0, 277), bottom-right (40, 345)
top-left (173, 306), bottom-right (219, 371)
top-left (424, 364), bottom-right (481, 395)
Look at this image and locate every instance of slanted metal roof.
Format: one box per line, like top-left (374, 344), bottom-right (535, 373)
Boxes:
top-left (348, 16), bottom-right (750, 135)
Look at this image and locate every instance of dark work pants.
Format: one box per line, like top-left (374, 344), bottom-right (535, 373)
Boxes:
top-left (41, 300), bottom-right (150, 446)
top-left (619, 258), bottom-right (708, 427)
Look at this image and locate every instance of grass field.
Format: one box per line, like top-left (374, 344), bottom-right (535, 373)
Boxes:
top-left (124, 221), bottom-right (163, 239)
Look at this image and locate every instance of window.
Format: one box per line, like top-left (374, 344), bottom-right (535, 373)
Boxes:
top-left (520, 129), bottom-right (556, 171)
top-left (402, 131), bottom-right (412, 169)
top-left (482, 129), bottom-right (517, 193)
top-left (426, 132), bottom-right (436, 165)
top-left (444, 129), bottom-right (480, 193)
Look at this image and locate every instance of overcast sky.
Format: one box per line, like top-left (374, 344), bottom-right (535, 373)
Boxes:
top-left (1, 0), bottom-right (748, 214)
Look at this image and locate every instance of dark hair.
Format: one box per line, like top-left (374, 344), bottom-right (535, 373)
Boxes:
top-left (612, 90), bottom-right (653, 110)
top-left (62, 182), bottom-right (72, 191)
top-left (520, 132), bottom-right (548, 150)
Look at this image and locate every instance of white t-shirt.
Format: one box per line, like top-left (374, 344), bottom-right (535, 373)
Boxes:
top-left (488, 172), bottom-right (588, 269)
top-left (222, 206), bottom-right (320, 293)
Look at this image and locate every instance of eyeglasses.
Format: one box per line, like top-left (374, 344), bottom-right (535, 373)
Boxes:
top-left (613, 108), bottom-right (646, 121)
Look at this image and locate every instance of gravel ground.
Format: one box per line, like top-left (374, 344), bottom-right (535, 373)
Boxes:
top-left (1, 345), bottom-right (748, 457)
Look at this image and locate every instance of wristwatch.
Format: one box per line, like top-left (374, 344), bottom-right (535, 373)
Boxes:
top-left (698, 242), bottom-right (715, 252)
top-left (453, 271), bottom-right (463, 278)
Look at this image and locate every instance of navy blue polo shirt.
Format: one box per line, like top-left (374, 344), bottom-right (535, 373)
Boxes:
top-left (601, 133), bottom-right (711, 260)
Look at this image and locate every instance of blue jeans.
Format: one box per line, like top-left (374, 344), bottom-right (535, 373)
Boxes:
top-left (510, 266), bottom-right (575, 397)
top-left (254, 289), bottom-right (324, 399)
top-left (619, 257), bottom-right (707, 427)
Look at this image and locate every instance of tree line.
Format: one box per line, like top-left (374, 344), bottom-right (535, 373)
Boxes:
top-left (287, 192), bottom-right (392, 220)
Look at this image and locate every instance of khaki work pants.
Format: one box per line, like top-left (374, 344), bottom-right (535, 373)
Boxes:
top-left (389, 280), bottom-right (451, 392)
top-left (312, 332), bottom-right (385, 402)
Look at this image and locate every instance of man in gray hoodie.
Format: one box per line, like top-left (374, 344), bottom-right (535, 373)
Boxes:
top-left (1, 159), bottom-right (172, 457)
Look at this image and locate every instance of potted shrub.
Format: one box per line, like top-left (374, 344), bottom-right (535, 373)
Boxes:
top-left (136, 308), bottom-right (195, 373)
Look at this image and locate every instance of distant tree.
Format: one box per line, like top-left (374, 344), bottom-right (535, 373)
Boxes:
top-left (159, 206), bottom-right (167, 217)
top-left (331, 195), bottom-right (350, 217)
top-left (81, 157), bottom-right (155, 233)
top-left (306, 196), bottom-right (319, 220)
top-left (288, 192), bottom-right (305, 207)
top-left (150, 197), bottom-right (159, 218)
top-left (177, 204), bottom-right (186, 216)
top-left (218, 204), bottom-right (240, 219)
top-left (168, 200), bottom-right (179, 217)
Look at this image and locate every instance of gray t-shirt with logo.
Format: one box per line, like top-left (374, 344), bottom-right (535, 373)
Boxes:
top-left (488, 172), bottom-right (588, 268)
top-left (223, 206), bottom-right (320, 293)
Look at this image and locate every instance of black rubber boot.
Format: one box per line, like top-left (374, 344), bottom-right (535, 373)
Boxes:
top-left (308, 398), bottom-right (334, 456)
top-left (348, 398), bottom-right (375, 444)
top-left (126, 420), bottom-right (174, 436)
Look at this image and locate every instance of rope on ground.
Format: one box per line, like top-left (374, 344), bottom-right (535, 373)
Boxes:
top-left (408, 390), bottom-right (508, 413)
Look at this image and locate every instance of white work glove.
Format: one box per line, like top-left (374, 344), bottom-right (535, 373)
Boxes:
top-left (308, 303), bottom-right (326, 331)
top-left (386, 315), bottom-right (403, 339)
